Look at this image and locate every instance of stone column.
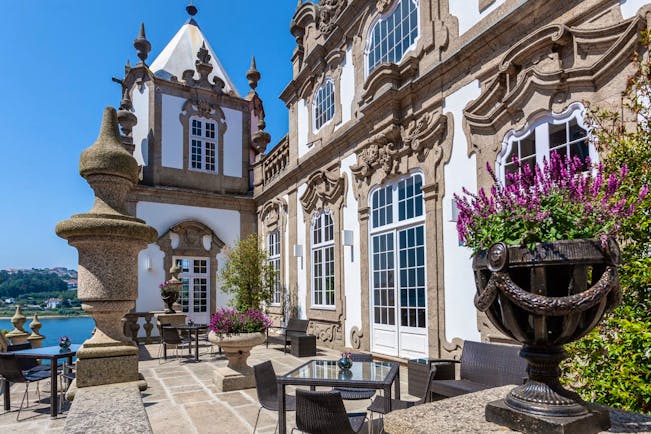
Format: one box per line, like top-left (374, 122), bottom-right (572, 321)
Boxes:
top-left (56, 107), bottom-right (157, 388)
top-left (6, 306), bottom-right (29, 345)
top-left (27, 314), bottom-right (45, 348)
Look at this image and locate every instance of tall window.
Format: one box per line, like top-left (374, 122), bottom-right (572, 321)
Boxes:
top-left (312, 212), bottom-right (335, 308)
top-left (366, 0), bottom-right (419, 75)
top-left (174, 257), bottom-right (209, 314)
top-left (498, 103), bottom-right (595, 182)
top-left (268, 230), bottom-right (281, 305)
top-left (314, 80), bottom-right (335, 131)
top-left (190, 118), bottom-right (217, 172)
top-left (370, 173), bottom-right (426, 328)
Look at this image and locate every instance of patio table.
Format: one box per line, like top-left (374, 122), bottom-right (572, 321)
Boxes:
top-left (277, 359), bottom-right (400, 434)
top-left (175, 324), bottom-right (208, 362)
top-left (3, 344), bottom-right (80, 418)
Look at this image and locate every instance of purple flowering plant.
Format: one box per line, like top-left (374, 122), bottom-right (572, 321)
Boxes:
top-left (209, 307), bottom-right (272, 335)
top-left (159, 279), bottom-right (182, 296)
top-left (454, 151), bottom-right (648, 253)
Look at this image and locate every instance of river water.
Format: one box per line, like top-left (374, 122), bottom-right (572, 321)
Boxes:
top-left (0, 316), bottom-right (95, 347)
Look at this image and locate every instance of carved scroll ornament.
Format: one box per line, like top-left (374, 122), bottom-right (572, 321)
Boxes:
top-left (318, 0), bottom-right (347, 35)
top-left (300, 169), bottom-right (347, 215)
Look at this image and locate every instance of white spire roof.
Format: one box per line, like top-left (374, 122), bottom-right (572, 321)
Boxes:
top-left (150, 19), bottom-right (239, 96)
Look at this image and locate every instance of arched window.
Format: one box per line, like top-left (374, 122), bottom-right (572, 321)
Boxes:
top-left (366, 0), bottom-right (419, 75)
top-left (498, 103), bottom-right (596, 182)
top-left (311, 211), bottom-right (335, 307)
top-left (267, 230), bottom-right (281, 305)
top-left (189, 117), bottom-right (217, 172)
top-left (369, 172), bottom-right (426, 330)
top-left (314, 79), bottom-right (335, 131)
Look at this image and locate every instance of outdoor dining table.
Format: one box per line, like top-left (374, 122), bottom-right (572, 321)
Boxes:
top-left (175, 324), bottom-right (208, 362)
top-left (277, 359), bottom-right (400, 434)
top-left (3, 344), bottom-right (80, 418)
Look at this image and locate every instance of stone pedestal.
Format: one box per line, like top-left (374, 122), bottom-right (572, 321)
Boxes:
top-left (56, 107), bottom-right (157, 389)
top-left (27, 314), bottom-right (45, 348)
top-left (208, 331), bottom-right (265, 392)
top-left (213, 366), bottom-right (256, 392)
top-left (153, 312), bottom-right (187, 328)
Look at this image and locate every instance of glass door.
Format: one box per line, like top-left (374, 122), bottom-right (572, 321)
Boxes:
top-left (174, 257), bottom-right (210, 324)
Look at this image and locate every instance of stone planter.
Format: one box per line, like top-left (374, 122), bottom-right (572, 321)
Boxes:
top-left (472, 238), bottom-right (621, 433)
top-left (208, 331), bottom-right (266, 392)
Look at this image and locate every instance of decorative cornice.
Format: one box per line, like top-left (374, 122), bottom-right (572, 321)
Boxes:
top-left (261, 197), bottom-right (288, 231)
top-left (159, 220), bottom-right (225, 253)
top-left (463, 12), bottom-right (649, 150)
top-left (299, 168), bottom-right (347, 215)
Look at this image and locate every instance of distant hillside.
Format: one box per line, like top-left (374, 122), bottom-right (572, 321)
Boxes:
top-left (0, 269), bottom-right (71, 298)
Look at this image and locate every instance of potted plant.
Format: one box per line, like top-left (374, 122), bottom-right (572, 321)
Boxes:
top-left (454, 152), bottom-right (647, 432)
top-left (159, 279), bottom-right (182, 314)
top-left (208, 307), bottom-right (272, 391)
top-left (219, 233), bottom-right (277, 312)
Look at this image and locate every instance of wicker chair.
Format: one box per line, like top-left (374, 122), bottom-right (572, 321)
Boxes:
top-left (253, 361), bottom-right (296, 434)
top-left (159, 326), bottom-right (192, 362)
top-left (293, 389), bottom-right (367, 434)
top-left (333, 353), bottom-right (376, 400)
top-left (367, 367), bottom-right (438, 434)
top-left (7, 343), bottom-right (51, 374)
top-left (0, 353), bottom-right (51, 420)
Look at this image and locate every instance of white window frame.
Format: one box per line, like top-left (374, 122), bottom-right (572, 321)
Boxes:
top-left (267, 230), bottom-right (281, 306)
top-left (313, 79), bottom-right (336, 132)
top-left (369, 172), bottom-right (427, 330)
top-left (311, 211), bottom-right (336, 309)
top-left (365, 0), bottom-right (420, 77)
top-left (189, 116), bottom-right (218, 173)
top-left (497, 102), bottom-right (597, 182)
top-left (173, 256), bottom-right (210, 315)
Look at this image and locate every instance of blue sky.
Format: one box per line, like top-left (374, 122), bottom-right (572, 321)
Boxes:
top-left (0, 1), bottom-right (297, 270)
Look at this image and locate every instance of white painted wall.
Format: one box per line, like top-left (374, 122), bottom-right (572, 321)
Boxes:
top-left (297, 99), bottom-right (309, 158)
top-left (296, 184), bottom-right (307, 319)
top-left (336, 46), bottom-right (355, 131)
top-left (161, 94), bottom-right (186, 169)
top-left (449, 0), bottom-right (505, 35)
top-left (442, 81), bottom-right (482, 343)
top-left (620, 0), bottom-right (648, 18)
top-left (223, 107), bottom-right (243, 178)
top-left (135, 201), bottom-right (240, 315)
top-left (131, 83), bottom-right (150, 166)
top-left (340, 155), bottom-right (362, 347)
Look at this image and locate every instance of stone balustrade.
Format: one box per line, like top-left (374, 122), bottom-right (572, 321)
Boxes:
top-left (122, 312), bottom-right (156, 344)
top-left (2, 306), bottom-right (46, 350)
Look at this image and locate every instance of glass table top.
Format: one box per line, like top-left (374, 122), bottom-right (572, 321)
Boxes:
top-left (12, 344), bottom-right (81, 357)
top-left (284, 360), bottom-right (395, 383)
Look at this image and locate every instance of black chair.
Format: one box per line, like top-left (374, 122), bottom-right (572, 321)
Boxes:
top-left (159, 326), bottom-right (191, 362)
top-left (253, 361), bottom-right (296, 433)
top-left (334, 353), bottom-right (376, 400)
top-left (266, 319), bottom-right (309, 354)
top-left (367, 367), bottom-right (438, 434)
top-left (293, 389), bottom-right (367, 434)
top-left (0, 353), bottom-right (51, 420)
top-left (7, 343), bottom-right (50, 374)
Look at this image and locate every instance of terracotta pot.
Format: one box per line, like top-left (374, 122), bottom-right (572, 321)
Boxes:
top-left (473, 238), bottom-right (621, 419)
top-left (208, 331), bottom-right (266, 372)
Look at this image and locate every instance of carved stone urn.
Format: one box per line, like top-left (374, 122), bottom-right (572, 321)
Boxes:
top-left (208, 331), bottom-right (266, 392)
top-left (472, 239), bottom-right (621, 434)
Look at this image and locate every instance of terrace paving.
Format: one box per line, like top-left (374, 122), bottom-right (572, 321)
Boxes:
top-left (0, 341), bottom-right (414, 433)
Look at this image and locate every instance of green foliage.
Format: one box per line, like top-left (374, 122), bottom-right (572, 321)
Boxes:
top-left (219, 234), bottom-right (276, 312)
top-left (563, 31), bottom-right (651, 414)
top-left (0, 270), bottom-right (68, 298)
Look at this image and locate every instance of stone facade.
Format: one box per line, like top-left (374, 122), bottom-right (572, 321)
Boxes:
top-left (253, 0), bottom-right (651, 358)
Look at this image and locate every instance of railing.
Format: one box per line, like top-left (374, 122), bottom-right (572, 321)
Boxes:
top-left (123, 312), bottom-right (157, 344)
top-left (263, 136), bottom-right (289, 186)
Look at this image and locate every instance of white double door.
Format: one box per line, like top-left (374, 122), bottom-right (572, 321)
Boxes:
top-left (174, 257), bottom-right (210, 325)
top-left (370, 224), bottom-right (428, 359)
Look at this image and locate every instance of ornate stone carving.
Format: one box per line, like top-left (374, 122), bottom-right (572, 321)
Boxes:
top-left (376, 0), bottom-right (396, 13)
top-left (308, 320), bottom-right (343, 345)
top-left (159, 221), bottom-right (225, 254)
top-left (299, 169), bottom-right (347, 215)
top-left (350, 326), bottom-right (363, 349)
top-left (463, 13), bottom-right (649, 152)
top-left (261, 198), bottom-right (288, 232)
top-left (318, 0), bottom-right (347, 35)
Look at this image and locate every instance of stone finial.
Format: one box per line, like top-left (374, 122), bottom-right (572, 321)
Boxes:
top-left (133, 22), bottom-right (151, 65)
top-left (124, 59), bottom-right (131, 75)
top-left (6, 306), bottom-right (29, 345)
top-left (246, 56), bottom-right (261, 90)
top-left (194, 41), bottom-right (214, 86)
top-left (117, 95), bottom-right (137, 141)
top-left (55, 106), bottom-right (157, 389)
top-left (27, 314), bottom-right (45, 349)
top-left (186, 1), bottom-right (198, 16)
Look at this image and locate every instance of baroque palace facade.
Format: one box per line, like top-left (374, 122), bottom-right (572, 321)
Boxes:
top-left (114, 1), bottom-right (650, 359)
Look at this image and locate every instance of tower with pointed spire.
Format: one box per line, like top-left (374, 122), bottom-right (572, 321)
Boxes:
top-left (112, 3), bottom-right (268, 326)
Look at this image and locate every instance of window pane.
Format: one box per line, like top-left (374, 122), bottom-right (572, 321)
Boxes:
top-left (548, 122), bottom-right (566, 149)
top-left (367, 0), bottom-right (419, 74)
